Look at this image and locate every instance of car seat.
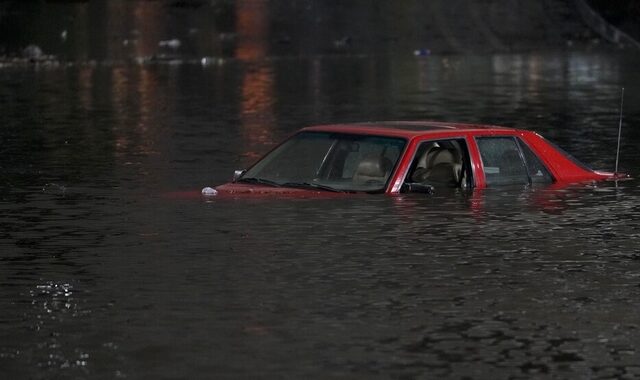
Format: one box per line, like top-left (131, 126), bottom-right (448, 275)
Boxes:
top-left (353, 154), bottom-right (392, 185)
top-left (411, 147), bottom-right (460, 186)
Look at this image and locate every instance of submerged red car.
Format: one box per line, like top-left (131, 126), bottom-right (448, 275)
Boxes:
top-left (210, 121), bottom-right (626, 197)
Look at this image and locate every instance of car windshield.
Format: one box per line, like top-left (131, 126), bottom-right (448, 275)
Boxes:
top-left (240, 132), bottom-right (407, 192)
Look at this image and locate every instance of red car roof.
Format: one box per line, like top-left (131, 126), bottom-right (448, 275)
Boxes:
top-left (301, 121), bottom-right (512, 138)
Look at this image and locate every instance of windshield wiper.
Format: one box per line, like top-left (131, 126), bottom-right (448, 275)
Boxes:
top-left (236, 177), bottom-right (282, 187)
top-left (281, 182), bottom-right (343, 193)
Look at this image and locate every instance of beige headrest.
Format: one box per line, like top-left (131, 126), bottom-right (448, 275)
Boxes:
top-left (428, 148), bottom-right (455, 167)
top-left (353, 154), bottom-right (392, 185)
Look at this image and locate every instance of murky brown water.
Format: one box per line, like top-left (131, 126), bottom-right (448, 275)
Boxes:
top-left (2, 1), bottom-right (640, 379)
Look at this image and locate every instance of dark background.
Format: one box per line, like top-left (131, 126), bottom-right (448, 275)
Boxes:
top-left (1, 0), bottom-right (639, 61)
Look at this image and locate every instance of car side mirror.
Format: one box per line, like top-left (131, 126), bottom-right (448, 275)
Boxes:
top-left (401, 182), bottom-right (434, 194)
top-left (233, 169), bottom-right (246, 182)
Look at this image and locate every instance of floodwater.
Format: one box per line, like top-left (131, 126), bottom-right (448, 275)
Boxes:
top-left (2, 1), bottom-right (640, 379)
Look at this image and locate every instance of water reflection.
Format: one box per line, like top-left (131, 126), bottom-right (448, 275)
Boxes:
top-left (110, 65), bottom-right (162, 159)
top-left (235, 0), bottom-right (269, 62)
top-left (131, 2), bottom-right (164, 60)
top-left (236, 0), bottom-right (276, 160)
top-left (239, 63), bottom-right (276, 158)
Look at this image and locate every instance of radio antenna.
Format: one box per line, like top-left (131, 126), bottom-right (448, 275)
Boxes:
top-left (615, 87), bottom-right (624, 174)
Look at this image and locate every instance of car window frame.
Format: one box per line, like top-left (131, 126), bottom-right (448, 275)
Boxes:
top-left (398, 136), bottom-right (476, 191)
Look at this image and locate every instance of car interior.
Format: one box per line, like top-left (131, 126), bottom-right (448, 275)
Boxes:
top-left (405, 139), bottom-right (471, 190)
top-left (352, 153), bottom-right (393, 185)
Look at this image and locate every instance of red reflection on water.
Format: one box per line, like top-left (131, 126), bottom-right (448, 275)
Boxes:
top-left (77, 66), bottom-right (93, 111)
top-left (110, 66), bottom-right (162, 159)
top-left (240, 65), bottom-right (276, 159)
top-left (236, 0), bottom-right (276, 162)
top-left (132, 2), bottom-right (164, 58)
top-left (235, 0), bottom-right (269, 61)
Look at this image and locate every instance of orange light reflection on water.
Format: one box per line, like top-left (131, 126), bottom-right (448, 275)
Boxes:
top-left (236, 0), bottom-right (276, 162)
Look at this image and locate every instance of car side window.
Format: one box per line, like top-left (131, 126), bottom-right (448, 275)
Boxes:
top-left (404, 138), bottom-right (471, 190)
top-left (476, 136), bottom-right (553, 186)
top-left (517, 139), bottom-right (553, 184)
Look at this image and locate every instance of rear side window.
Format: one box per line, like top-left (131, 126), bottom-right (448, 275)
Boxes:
top-left (516, 140), bottom-right (553, 184)
top-left (476, 136), bottom-right (554, 187)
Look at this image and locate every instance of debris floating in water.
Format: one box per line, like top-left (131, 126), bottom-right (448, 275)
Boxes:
top-left (22, 45), bottom-right (43, 60)
top-left (413, 48), bottom-right (431, 56)
top-left (158, 39), bottom-right (182, 49)
top-left (42, 183), bottom-right (67, 196)
top-left (333, 36), bottom-right (352, 49)
top-left (201, 187), bottom-right (218, 196)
